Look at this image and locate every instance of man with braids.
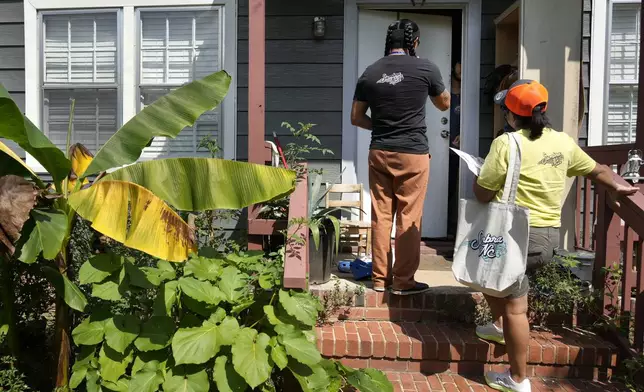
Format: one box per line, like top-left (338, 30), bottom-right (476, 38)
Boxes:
top-left (351, 19), bottom-right (450, 295)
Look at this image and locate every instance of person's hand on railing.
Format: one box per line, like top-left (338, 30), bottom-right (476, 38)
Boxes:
top-left (607, 181), bottom-right (640, 208)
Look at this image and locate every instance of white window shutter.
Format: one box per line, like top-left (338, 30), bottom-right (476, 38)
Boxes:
top-left (610, 4), bottom-right (641, 83)
top-left (606, 85), bottom-right (638, 145)
top-left (44, 13), bottom-right (118, 84)
top-left (45, 89), bottom-right (118, 152)
top-left (139, 9), bottom-right (221, 159)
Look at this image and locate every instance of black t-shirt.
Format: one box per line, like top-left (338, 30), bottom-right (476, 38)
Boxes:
top-left (353, 55), bottom-right (446, 154)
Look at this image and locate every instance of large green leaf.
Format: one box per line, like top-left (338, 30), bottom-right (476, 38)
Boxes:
top-left (102, 378), bottom-right (130, 392)
top-left (42, 266), bottom-right (88, 312)
top-left (171, 320), bottom-right (220, 365)
top-left (278, 290), bottom-right (322, 327)
top-left (276, 325), bottom-right (321, 366)
top-left (70, 365), bottom-right (88, 389)
top-left (184, 255), bottom-right (223, 281)
top-left (216, 316), bottom-right (241, 347)
top-left (79, 253), bottom-right (124, 284)
top-left (83, 71), bottom-right (230, 177)
top-left (178, 276), bottom-right (226, 305)
top-left (72, 318), bottom-right (107, 345)
top-left (346, 368), bottom-right (393, 392)
top-left (162, 367), bottom-right (210, 392)
top-left (0, 86), bottom-right (71, 184)
top-left (128, 370), bottom-right (164, 392)
top-left (86, 369), bottom-right (101, 392)
top-left (104, 315), bottom-right (140, 354)
top-left (231, 328), bottom-right (272, 389)
top-left (269, 338), bottom-right (288, 370)
top-left (214, 355), bottom-right (248, 392)
top-left (131, 351), bottom-right (168, 377)
top-left (98, 345), bottom-right (133, 383)
top-left (134, 316), bottom-right (174, 352)
top-left (153, 281), bottom-right (179, 316)
top-left (103, 157), bottom-right (297, 212)
top-left (219, 266), bottom-right (248, 303)
top-left (17, 209), bottom-right (68, 264)
top-left (92, 273), bottom-right (127, 302)
top-left (289, 362), bottom-right (331, 392)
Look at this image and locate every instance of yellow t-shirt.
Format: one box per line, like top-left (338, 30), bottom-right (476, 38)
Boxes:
top-left (477, 128), bottom-right (596, 227)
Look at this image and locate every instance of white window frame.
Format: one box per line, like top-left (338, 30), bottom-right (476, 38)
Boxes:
top-left (24, 0), bottom-right (237, 173)
top-left (588, 0), bottom-right (641, 146)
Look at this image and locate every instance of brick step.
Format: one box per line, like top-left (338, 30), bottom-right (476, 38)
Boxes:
top-left (312, 287), bottom-right (484, 324)
top-left (382, 372), bottom-right (627, 391)
top-left (316, 321), bottom-right (618, 381)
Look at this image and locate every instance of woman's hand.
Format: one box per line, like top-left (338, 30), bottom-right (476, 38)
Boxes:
top-left (608, 183), bottom-right (640, 207)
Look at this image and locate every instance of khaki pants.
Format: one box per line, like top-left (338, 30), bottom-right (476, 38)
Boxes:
top-left (368, 149), bottom-right (430, 290)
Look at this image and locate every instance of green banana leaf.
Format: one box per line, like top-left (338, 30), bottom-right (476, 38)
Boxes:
top-left (0, 141), bottom-right (44, 188)
top-left (0, 86), bottom-right (71, 185)
top-left (82, 71), bottom-right (231, 178)
top-left (102, 158), bottom-right (297, 212)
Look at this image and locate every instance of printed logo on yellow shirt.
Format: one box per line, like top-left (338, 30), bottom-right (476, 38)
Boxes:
top-left (466, 231), bottom-right (508, 261)
top-left (537, 152), bottom-right (564, 168)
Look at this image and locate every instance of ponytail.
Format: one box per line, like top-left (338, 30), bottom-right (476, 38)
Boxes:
top-left (513, 103), bottom-right (551, 140)
top-left (404, 23), bottom-right (417, 57)
top-left (384, 24), bottom-right (396, 56)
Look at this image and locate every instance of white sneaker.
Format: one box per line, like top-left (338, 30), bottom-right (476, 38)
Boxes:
top-left (485, 370), bottom-right (531, 392)
top-left (476, 322), bottom-right (505, 345)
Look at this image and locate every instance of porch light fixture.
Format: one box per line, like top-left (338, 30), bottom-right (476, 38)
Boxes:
top-left (621, 149), bottom-right (643, 183)
top-left (313, 17), bottom-right (326, 38)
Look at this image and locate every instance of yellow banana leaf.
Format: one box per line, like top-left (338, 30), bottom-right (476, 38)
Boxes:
top-left (68, 143), bottom-right (94, 190)
top-left (103, 158), bottom-right (297, 212)
top-left (0, 141), bottom-right (44, 188)
top-left (68, 180), bottom-right (196, 262)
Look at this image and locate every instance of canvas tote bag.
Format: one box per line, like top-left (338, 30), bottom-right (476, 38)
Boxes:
top-left (451, 132), bottom-right (530, 298)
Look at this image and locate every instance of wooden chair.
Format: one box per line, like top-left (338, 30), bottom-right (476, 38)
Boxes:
top-left (325, 184), bottom-right (372, 256)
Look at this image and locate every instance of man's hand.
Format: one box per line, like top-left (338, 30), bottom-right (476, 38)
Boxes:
top-left (608, 183), bottom-right (640, 207)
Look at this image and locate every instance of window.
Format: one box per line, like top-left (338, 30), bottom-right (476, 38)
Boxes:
top-left (138, 8), bottom-right (222, 158)
top-left (606, 1), bottom-right (641, 144)
top-left (42, 12), bottom-right (120, 152)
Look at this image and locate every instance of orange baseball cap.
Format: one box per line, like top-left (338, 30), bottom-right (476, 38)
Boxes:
top-left (493, 79), bottom-right (548, 117)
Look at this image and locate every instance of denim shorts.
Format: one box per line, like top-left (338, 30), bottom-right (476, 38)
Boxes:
top-left (506, 227), bottom-right (560, 299)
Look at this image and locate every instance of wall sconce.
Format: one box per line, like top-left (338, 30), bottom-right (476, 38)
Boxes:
top-left (313, 17), bottom-right (326, 39)
top-left (621, 149), bottom-right (643, 183)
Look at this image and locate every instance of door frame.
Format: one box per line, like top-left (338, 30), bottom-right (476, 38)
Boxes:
top-left (341, 0), bottom-right (481, 203)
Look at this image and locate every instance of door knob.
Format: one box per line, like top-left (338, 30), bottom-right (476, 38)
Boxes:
top-left (441, 117), bottom-right (448, 125)
top-left (441, 130), bottom-right (450, 139)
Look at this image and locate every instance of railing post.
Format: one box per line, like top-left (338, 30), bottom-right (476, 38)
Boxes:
top-left (284, 164), bottom-right (309, 290)
top-left (247, 0), bottom-right (266, 251)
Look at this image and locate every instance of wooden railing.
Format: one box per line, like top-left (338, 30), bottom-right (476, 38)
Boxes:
top-left (576, 144), bottom-right (644, 354)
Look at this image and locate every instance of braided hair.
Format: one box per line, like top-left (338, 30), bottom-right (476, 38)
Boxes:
top-left (383, 19), bottom-right (420, 57)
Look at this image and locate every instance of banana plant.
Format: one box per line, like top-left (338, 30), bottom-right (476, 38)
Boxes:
top-left (0, 70), bottom-right (296, 388)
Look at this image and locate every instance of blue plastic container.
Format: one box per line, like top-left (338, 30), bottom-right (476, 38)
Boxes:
top-left (350, 258), bottom-right (373, 281)
top-left (338, 261), bottom-right (352, 273)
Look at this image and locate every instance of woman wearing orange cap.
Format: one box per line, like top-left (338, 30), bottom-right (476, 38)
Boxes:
top-left (473, 79), bottom-right (638, 392)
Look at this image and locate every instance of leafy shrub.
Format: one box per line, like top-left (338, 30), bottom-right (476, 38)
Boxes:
top-left (0, 355), bottom-right (31, 392)
top-left (528, 256), bottom-right (593, 327)
top-left (69, 249), bottom-right (392, 391)
top-left (619, 354), bottom-right (644, 392)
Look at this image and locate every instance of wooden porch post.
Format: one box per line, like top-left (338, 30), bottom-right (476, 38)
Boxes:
top-left (247, 0), bottom-right (265, 250)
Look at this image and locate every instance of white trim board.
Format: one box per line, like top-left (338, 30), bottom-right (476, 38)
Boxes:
top-left (23, 0), bottom-right (237, 173)
top-left (342, 0), bottom-right (481, 200)
top-left (588, 0), bottom-right (609, 146)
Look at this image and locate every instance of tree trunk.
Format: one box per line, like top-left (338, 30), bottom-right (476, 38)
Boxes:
top-left (53, 252), bottom-right (71, 389)
top-left (0, 256), bottom-right (18, 356)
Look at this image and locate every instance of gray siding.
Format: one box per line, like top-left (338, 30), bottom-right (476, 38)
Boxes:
top-left (479, 0), bottom-right (517, 156)
top-left (237, 0), bottom-right (344, 181)
top-left (0, 0), bottom-right (25, 158)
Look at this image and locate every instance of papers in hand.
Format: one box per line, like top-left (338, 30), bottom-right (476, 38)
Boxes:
top-left (450, 148), bottom-right (485, 176)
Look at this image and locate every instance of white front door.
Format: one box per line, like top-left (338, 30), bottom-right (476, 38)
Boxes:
top-left (356, 9), bottom-right (453, 238)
